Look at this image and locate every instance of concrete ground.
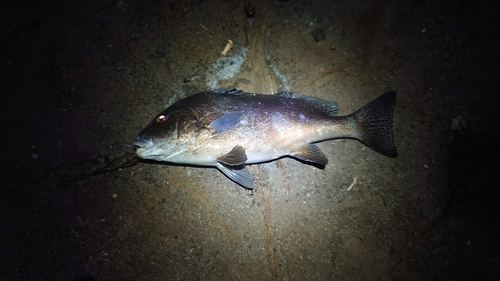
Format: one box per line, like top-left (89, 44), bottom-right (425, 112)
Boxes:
top-left (2, 0), bottom-right (499, 280)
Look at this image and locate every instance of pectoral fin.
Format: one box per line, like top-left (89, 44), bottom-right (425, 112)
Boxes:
top-left (216, 163), bottom-right (254, 189)
top-left (209, 111), bottom-right (243, 135)
top-left (290, 143), bottom-right (328, 165)
top-left (217, 145), bottom-right (247, 166)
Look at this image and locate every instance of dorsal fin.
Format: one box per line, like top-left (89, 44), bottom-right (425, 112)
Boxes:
top-left (275, 92), bottom-right (338, 116)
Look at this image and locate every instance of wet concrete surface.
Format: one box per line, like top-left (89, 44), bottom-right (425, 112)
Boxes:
top-left (2, 0), bottom-right (500, 280)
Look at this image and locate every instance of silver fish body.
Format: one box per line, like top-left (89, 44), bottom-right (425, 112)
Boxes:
top-left (133, 89), bottom-right (397, 189)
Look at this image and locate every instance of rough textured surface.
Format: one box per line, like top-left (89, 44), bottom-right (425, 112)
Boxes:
top-left (2, 0), bottom-right (499, 280)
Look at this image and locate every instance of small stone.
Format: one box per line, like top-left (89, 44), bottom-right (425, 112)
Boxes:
top-left (311, 28), bottom-right (326, 42)
top-left (451, 115), bottom-right (466, 131)
top-left (245, 6), bottom-right (255, 18)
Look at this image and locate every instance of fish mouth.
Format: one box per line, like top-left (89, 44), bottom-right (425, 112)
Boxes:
top-left (133, 137), bottom-right (151, 156)
top-left (133, 136), bottom-right (171, 162)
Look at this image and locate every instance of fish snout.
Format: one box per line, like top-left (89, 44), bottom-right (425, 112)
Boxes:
top-left (133, 139), bottom-right (147, 149)
top-left (133, 136), bottom-right (151, 156)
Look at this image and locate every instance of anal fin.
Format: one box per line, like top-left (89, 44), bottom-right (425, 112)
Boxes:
top-left (290, 143), bottom-right (328, 165)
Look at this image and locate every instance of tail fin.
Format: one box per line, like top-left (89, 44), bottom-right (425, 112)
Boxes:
top-left (352, 92), bottom-right (398, 157)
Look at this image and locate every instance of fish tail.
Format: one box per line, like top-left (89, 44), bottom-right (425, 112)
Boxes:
top-left (350, 92), bottom-right (398, 157)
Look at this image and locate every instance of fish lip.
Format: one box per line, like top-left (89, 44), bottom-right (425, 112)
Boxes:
top-left (133, 139), bottom-right (148, 149)
top-left (133, 137), bottom-right (152, 156)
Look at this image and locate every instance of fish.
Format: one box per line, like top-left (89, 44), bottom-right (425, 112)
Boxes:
top-left (133, 89), bottom-right (397, 189)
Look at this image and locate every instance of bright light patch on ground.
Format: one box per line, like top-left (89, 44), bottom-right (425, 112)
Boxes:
top-left (206, 47), bottom-right (248, 89)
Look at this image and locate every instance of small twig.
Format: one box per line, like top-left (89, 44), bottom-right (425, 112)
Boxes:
top-left (347, 177), bottom-right (357, 191)
top-left (221, 39), bottom-right (233, 56)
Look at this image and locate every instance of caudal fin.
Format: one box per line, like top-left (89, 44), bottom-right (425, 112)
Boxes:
top-left (352, 92), bottom-right (398, 157)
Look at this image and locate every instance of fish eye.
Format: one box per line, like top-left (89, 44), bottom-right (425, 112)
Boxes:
top-left (156, 115), bottom-right (167, 123)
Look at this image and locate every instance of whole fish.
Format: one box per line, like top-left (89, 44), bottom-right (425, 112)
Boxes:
top-left (133, 89), bottom-right (397, 189)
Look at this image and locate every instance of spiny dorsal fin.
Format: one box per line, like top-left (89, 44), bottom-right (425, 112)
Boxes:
top-left (217, 145), bottom-right (247, 166)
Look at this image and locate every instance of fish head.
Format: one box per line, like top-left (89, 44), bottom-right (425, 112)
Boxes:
top-left (133, 108), bottom-right (199, 162)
